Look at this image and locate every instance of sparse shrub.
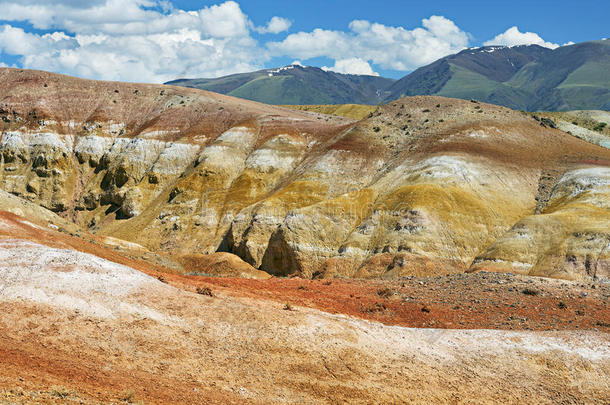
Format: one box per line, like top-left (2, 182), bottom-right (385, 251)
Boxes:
top-left (373, 126), bottom-right (381, 132)
top-left (283, 303), bottom-right (294, 311)
top-left (422, 109), bottom-right (430, 112)
top-left (377, 287), bottom-right (395, 298)
top-left (522, 288), bottom-right (539, 296)
top-left (323, 280), bottom-right (332, 285)
top-left (50, 386), bottom-right (73, 399)
top-left (593, 122), bottom-right (607, 132)
top-left (439, 119), bottom-right (444, 122)
top-left (297, 285), bottom-right (307, 290)
top-left (364, 302), bottom-right (387, 313)
top-left (436, 104), bottom-right (440, 108)
top-left (157, 275), bottom-right (167, 283)
top-left (421, 305), bottom-right (431, 313)
top-left (424, 119), bottom-right (429, 123)
top-left (196, 286), bottom-right (214, 297)
top-left (572, 121), bottom-right (579, 125)
top-left (119, 389), bottom-right (136, 403)
top-left (558, 301), bottom-right (567, 309)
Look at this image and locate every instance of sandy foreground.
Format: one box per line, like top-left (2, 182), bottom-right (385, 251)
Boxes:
top-left (0, 233), bottom-right (609, 404)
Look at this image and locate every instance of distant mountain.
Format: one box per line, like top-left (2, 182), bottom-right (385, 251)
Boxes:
top-left (166, 65), bottom-right (395, 105)
top-left (167, 40), bottom-right (610, 111)
top-left (386, 40), bottom-right (610, 111)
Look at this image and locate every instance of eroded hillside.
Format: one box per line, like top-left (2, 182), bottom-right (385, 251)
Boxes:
top-left (1, 68), bottom-right (609, 281)
top-left (0, 211), bottom-right (609, 403)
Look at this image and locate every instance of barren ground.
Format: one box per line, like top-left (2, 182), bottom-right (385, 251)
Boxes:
top-left (0, 211), bottom-right (609, 404)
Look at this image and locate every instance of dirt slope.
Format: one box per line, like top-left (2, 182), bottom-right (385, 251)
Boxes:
top-left (0, 212), bottom-right (609, 404)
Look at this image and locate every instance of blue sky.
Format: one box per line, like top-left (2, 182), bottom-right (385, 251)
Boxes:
top-left (0, 0), bottom-right (607, 82)
top-left (228, 0), bottom-right (608, 45)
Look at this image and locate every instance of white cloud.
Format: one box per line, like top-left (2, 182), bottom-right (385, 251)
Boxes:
top-left (484, 26), bottom-right (559, 49)
top-left (0, 24), bottom-right (76, 55)
top-left (198, 1), bottom-right (249, 38)
top-left (322, 58), bottom-right (378, 76)
top-left (1, 1), bottom-right (572, 84)
top-left (254, 16), bottom-right (291, 34)
top-left (0, 0), bottom-right (272, 82)
top-left (268, 15), bottom-right (469, 71)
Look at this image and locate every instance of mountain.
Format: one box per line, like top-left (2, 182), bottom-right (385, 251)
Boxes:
top-left (167, 40), bottom-right (609, 111)
top-left (166, 64), bottom-right (396, 105)
top-left (387, 39), bottom-right (610, 111)
top-left (2, 67), bottom-right (609, 282)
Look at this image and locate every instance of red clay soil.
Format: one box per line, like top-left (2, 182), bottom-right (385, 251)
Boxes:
top-left (2, 210), bottom-right (609, 333)
top-left (0, 332), bottom-right (241, 405)
top-left (164, 273), bottom-right (610, 332)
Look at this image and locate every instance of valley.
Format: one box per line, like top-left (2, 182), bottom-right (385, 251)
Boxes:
top-left (0, 67), bottom-right (609, 403)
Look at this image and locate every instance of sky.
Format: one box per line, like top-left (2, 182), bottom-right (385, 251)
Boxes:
top-left (0, 0), bottom-right (607, 82)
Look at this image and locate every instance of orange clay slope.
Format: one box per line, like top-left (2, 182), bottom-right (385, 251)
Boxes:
top-left (0, 208), bottom-right (609, 404)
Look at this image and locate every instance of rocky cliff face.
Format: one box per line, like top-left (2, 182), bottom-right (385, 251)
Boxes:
top-left (1, 68), bottom-right (609, 281)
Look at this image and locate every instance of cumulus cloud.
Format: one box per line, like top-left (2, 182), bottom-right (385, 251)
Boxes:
top-left (0, 0), bottom-right (291, 82)
top-left (254, 16), bottom-right (291, 34)
top-left (268, 15), bottom-right (469, 71)
top-left (2, 1), bottom-right (570, 83)
top-left (322, 58), bottom-right (378, 76)
top-left (484, 26), bottom-right (559, 49)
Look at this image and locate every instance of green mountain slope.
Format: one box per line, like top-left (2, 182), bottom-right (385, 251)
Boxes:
top-left (387, 40), bottom-right (610, 111)
top-left (166, 65), bottom-right (395, 105)
top-left (167, 40), bottom-right (609, 111)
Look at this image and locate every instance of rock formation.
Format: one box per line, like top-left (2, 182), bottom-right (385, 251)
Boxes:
top-left (1, 68), bottom-right (609, 281)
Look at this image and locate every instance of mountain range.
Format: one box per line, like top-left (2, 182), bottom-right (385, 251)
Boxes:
top-left (168, 39), bottom-right (610, 111)
top-left (167, 64), bottom-right (395, 105)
